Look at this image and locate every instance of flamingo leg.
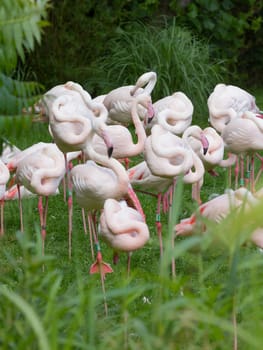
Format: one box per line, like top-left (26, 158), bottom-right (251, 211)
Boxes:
top-left (17, 184), bottom-right (24, 233)
top-left (88, 212), bottom-right (113, 316)
top-left (254, 153), bottom-right (263, 187)
top-left (38, 196), bottom-right (48, 256)
top-left (156, 193), bottom-right (163, 258)
top-left (234, 157), bottom-right (239, 189)
top-left (240, 155), bottom-right (245, 187)
top-left (81, 209), bottom-right (94, 260)
top-left (65, 154), bottom-right (74, 259)
top-left (0, 199), bottom-right (4, 236)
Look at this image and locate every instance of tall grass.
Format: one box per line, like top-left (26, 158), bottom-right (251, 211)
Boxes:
top-left (88, 18), bottom-right (226, 121)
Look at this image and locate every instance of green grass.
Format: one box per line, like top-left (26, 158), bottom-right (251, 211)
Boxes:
top-left (1, 88), bottom-right (263, 349)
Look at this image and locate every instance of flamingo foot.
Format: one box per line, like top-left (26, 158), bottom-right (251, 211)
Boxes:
top-left (90, 251), bottom-right (113, 278)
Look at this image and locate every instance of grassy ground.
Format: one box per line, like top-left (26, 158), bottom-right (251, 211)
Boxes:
top-left (1, 87), bottom-right (263, 349)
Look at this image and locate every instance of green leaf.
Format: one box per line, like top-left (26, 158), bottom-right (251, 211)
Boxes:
top-left (0, 285), bottom-right (50, 350)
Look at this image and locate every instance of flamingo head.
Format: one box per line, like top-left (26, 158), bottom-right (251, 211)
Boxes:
top-left (200, 132), bottom-right (209, 155)
top-left (100, 128), bottom-right (113, 158)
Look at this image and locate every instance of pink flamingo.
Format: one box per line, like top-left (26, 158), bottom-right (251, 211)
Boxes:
top-left (144, 114), bottom-right (205, 183)
top-left (148, 91), bottom-right (193, 135)
top-left (35, 82), bottom-right (92, 119)
top-left (127, 160), bottom-right (175, 255)
top-left (221, 111), bottom-right (263, 191)
top-left (70, 113), bottom-right (144, 315)
top-left (91, 92), bottom-right (154, 168)
top-left (99, 198), bottom-right (150, 276)
top-left (175, 187), bottom-right (258, 236)
top-left (50, 82), bottom-right (111, 257)
top-left (103, 71), bottom-right (157, 125)
top-left (182, 125), bottom-right (237, 198)
top-left (0, 160), bottom-right (10, 235)
top-left (15, 143), bottom-right (65, 254)
top-left (207, 83), bottom-right (260, 133)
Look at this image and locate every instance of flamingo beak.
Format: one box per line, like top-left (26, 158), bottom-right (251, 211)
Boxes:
top-left (101, 130), bottom-right (114, 158)
top-left (146, 102), bottom-right (155, 124)
top-left (200, 133), bottom-right (209, 155)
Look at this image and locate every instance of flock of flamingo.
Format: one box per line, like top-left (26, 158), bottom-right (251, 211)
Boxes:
top-left (1, 72), bottom-right (263, 291)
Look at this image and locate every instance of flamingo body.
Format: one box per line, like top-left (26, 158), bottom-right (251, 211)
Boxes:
top-left (99, 199), bottom-right (150, 252)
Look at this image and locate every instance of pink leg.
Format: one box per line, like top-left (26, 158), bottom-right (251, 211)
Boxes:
top-left (0, 200), bottom-right (4, 236)
top-left (234, 157), bottom-right (239, 189)
top-left (38, 196), bottom-right (48, 256)
top-left (82, 209), bottom-right (94, 260)
top-left (89, 212), bottom-right (113, 316)
top-left (17, 184), bottom-right (24, 232)
top-left (156, 193), bottom-right (163, 258)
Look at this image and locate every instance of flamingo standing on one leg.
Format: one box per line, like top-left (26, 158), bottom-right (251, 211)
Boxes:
top-left (103, 71), bottom-right (157, 125)
top-left (99, 198), bottom-right (150, 276)
top-left (0, 160), bottom-right (10, 236)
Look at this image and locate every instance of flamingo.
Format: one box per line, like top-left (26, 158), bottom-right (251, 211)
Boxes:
top-left (0, 139), bottom-right (21, 165)
top-left (70, 109), bottom-right (144, 315)
top-left (103, 71), bottom-right (157, 125)
top-left (91, 92), bottom-right (154, 168)
top-left (49, 82), bottom-right (111, 257)
top-left (0, 160), bottom-right (10, 235)
top-left (34, 82), bottom-right (92, 119)
top-left (174, 187), bottom-right (263, 249)
top-left (127, 160), bottom-right (175, 255)
top-left (147, 91), bottom-right (193, 135)
top-left (207, 83), bottom-right (260, 133)
top-left (15, 143), bottom-right (66, 254)
top-left (182, 125), bottom-right (237, 198)
top-left (99, 198), bottom-right (150, 276)
top-left (221, 111), bottom-right (263, 190)
top-left (144, 116), bottom-right (205, 184)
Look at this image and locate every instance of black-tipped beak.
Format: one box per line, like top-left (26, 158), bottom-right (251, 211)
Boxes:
top-left (203, 147), bottom-right (208, 155)
top-left (108, 146), bottom-right (113, 158)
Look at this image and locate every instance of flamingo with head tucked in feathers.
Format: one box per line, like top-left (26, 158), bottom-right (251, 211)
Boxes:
top-left (99, 198), bottom-right (150, 276)
top-left (147, 91), bottom-right (193, 135)
top-left (207, 83), bottom-right (261, 133)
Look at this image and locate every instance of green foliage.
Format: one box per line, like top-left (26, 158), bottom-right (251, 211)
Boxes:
top-left (169, 0), bottom-right (263, 82)
top-left (0, 0), bottom-right (49, 73)
top-left (88, 19), bottom-right (225, 120)
top-left (0, 0), bottom-right (49, 120)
